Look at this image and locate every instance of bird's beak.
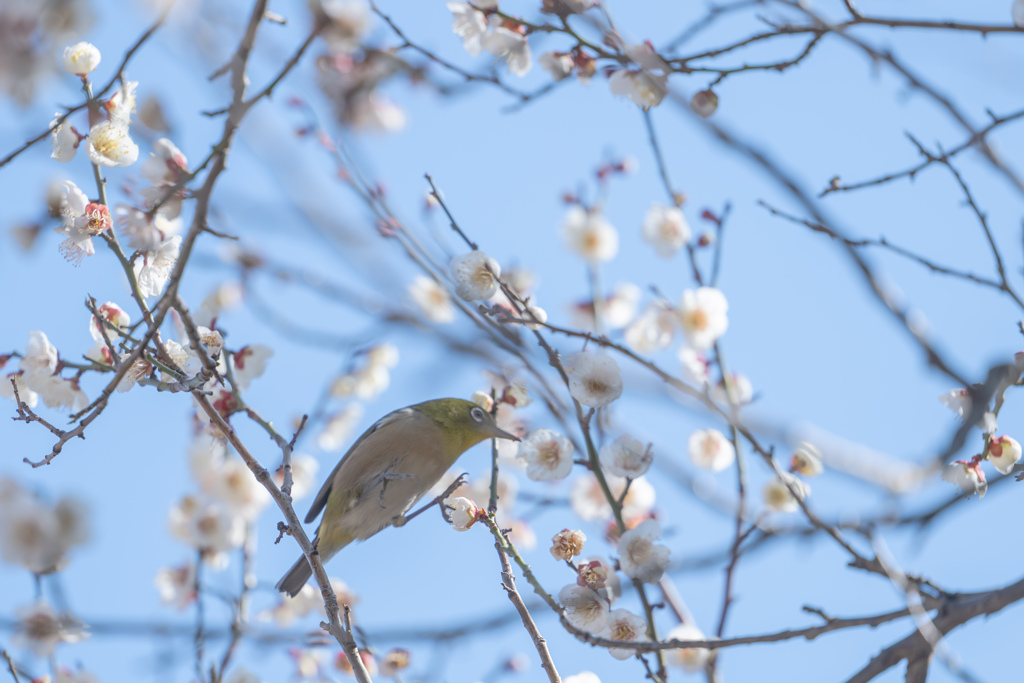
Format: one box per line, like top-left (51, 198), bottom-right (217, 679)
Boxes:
top-left (490, 426), bottom-right (520, 442)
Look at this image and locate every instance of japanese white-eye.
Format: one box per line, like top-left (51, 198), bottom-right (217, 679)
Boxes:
top-left (276, 398), bottom-right (519, 597)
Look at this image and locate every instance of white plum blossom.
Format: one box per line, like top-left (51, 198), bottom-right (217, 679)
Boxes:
top-left (409, 275), bottom-right (456, 323)
top-left (570, 474), bottom-right (655, 521)
top-left (600, 608), bottom-right (648, 659)
top-left (0, 373), bottom-right (38, 408)
top-left (36, 375), bottom-right (89, 411)
top-left (481, 16), bottom-right (532, 76)
top-left (763, 471), bottom-right (811, 512)
top-left (617, 519), bottom-right (670, 583)
top-left (231, 345), bottom-right (273, 391)
top-left (678, 347), bottom-right (710, 387)
top-left (550, 528), bottom-right (587, 561)
top-left (790, 442), bottom-right (824, 477)
top-left (576, 557), bottom-right (622, 603)
top-left (688, 429), bottom-right (735, 472)
top-left (194, 281), bottom-right (243, 328)
top-left (139, 137), bottom-right (189, 218)
top-left (518, 428), bottom-right (574, 481)
top-left (154, 561), bottom-right (197, 609)
top-left (665, 623), bottom-right (710, 672)
top-left (88, 301), bottom-right (131, 344)
top-left (564, 352), bottom-right (623, 408)
top-left (559, 584), bottom-right (609, 633)
top-left (347, 92), bottom-right (407, 132)
top-left (86, 119), bottom-right (138, 167)
top-left (106, 80), bottom-right (138, 127)
top-left (447, 496), bottom-right (479, 531)
top-left (938, 388), bottom-right (997, 432)
top-left (321, 0), bottom-right (371, 53)
top-left (642, 204), bottom-right (691, 257)
top-left (447, 2), bottom-right (488, 56)
top-left (115, 204), bottom-right (183, 251)
top-left (50, 180), bottom-right (98, 264)
top-left (0, 489), bottom-right (89, 574)
top-left (331, 363), bottom-right (390, 400)
top-left (678, 287), bottom-right (729, 350)
top-left (572, 283), bottom-right (642, 331)
top-left (988, 435), bottom-right (1022, 475)
top-left (62, 42), bottom-right (100, 75)
top-left (539, 51), bottom-right (574, 80)
top-left (624, 303), bottom-right (675, 354)
top-left (19, 331), bottom-right (58, 388)
top-left (208, 459), bottom-right (272, 521)
top-left (134, 236), bottom-right (182, 298)
top-left (194, 326), bottom-right (224, 358)
top-left (942, 459), bottom-right (987, 498)
top-left (115, 356), bottom-right (153, 393)
top-left (12, 600), bottom-right (88, 657)
top-left (367, 343), bottom-right (399, 368)
top-left (257, 584), bottom-right (321, 626)
top-left (563, 205), bottom-right (618, 262)
top-left (168, 495), bottom-right (246, 567)
top-left (50, 114), bottom-right (81, 162)
top-left (599, 434), bottom-right (652, 478)
top-left (451, 250), bottom-right (501, 301)
top-left (710, 372), bottom-right (753, 405)
top-left (609, 68), bottom-right (668, 108)
top-left (317, 404), bottom-right (365, 451)
top-left (564, 674), bottom-right (601, 683)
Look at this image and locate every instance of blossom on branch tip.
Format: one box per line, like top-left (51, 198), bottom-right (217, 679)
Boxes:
top-left (447, 496), bottom-right (479, 531)
top-left (617, 518), bottom-right (670, 583)
top-left (550, 528), bottom-right (587, 561)
top-left (565, 352), bottom-right (623, 408)
top-left (559, 584), bottom-right (609, 633)
top-left (115, 204), bottom-right (183, 251)
top-left (576, 557), bottom-right (621, 602)
top-left (678, 287), bottom-right (729, 350)
top-left (642, 204), bottom-right (691, 257)
top-left (688, 429), bottom-right (735, 472)
top-left (563, 205), bottom-right (618, 262)
top-left (37, 376), bottom-right (88, 411)
top-left (599, 434), bottom-right (652, 478)
top-left (518, 428), bottom-right (574, 480)
top-left (600, 608), bottom-right (648, 659)
top-left (62, 42), bottom-right (100, 75)
top-left (763, 471), bottom-right (811, 512)
top-left (988, 435), bottom-right (1022, 475)
top-left (451, 250), bottom-right (501, 301)
top-left (231, 345), bottom-right (273, 391)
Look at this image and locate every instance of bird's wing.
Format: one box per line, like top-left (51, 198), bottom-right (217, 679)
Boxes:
top-left (304, 407), bottom-right (415, 524)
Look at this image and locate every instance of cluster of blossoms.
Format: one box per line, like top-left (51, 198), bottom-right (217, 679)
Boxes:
top-left (938, 353), bottom-right (1024, 497)
top-left (2, 478), bottom-right (91, 661)
top-left (1, 331), bottom-right (88, 412)
top-left (282, 641), bottom-right (411, 681)
top-left (313, 0), bottom-right (407, 131)
top-left (0, 478), bottom-right (89, 575)
top-left (319, 343), bottom-right (400, 450)
top-left (446, 2), bottom-right (676, 110)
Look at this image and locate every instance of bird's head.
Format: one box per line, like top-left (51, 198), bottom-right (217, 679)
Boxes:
top-left (414, 397), bottom-right (520, 460)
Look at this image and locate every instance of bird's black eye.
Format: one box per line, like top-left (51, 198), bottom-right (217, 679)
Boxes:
top-left (470, 407), bottom-right (485, 422)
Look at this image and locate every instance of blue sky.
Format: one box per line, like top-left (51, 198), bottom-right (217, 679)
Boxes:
top-left (2, 1), bottom-right (1024, 682)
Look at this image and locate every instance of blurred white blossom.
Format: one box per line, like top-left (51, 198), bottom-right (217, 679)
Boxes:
top-left (599, 434), bottom-right (652, 478)
top-left (563, 206), bottom-right (618, 262)
top-left (642, 204), bottom-right (690, 257)
top-left (600, 608), bottom-right (648, 659)
top-left (763, 472), bottom-right (811, 512)
top-left (688, 429), bottom-right (735, 472)
top-left (451, 251), bottom-right (501, 301)
top-left (678, 287), bottom-right (729, 350)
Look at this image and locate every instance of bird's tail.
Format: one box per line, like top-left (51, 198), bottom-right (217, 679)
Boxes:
top-left (275, 555), bottom-right (313, 598)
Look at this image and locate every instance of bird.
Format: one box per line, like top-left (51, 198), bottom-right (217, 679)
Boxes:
top-left (275, 397), bottom-right (519, 597)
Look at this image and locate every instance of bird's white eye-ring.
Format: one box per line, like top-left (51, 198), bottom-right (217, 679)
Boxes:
top-left (470, 407), bottom-right (485, 422)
